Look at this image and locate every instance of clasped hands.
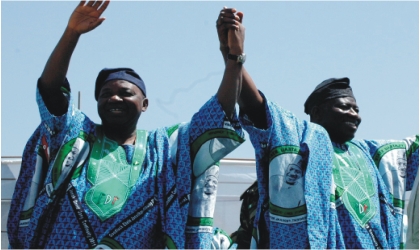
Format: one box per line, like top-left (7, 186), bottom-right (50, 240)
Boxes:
top-left (216, 7), bottom-right (245, 56)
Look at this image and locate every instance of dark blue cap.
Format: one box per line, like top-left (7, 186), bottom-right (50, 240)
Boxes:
top-left (304, 77), bottom-right (355, 114)
top-left (95, 67), bottom-right (146, 100)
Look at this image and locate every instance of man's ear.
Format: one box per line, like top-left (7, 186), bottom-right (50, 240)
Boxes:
top-left (310, 106), bottom-right (321, 123)
top-left (142, 98), bottom-right (149, 112)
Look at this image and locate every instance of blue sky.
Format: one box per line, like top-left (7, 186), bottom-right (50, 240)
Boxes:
top-left (1, 0), bottom-right (419, 158)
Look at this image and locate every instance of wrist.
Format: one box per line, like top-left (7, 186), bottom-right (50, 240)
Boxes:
top-left (227, 53), bottom-right (246, 64)
top-left (220, 45), bottom-right (229, 53)
top-left (65, 26), bottom-right (82, 37)
top-left (228, 46), bottom-right (243, 55)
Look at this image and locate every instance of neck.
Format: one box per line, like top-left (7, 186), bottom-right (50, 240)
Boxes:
top-left (328, 132), bottom-right (352, 145)
top-left (331, 139), bottom-right (346, 145)
top-left (331, 141), bottom-right (349, 151)
top-left (102, 124), bottom-right (137, 145)
top-left (330, 136), bottom-right (351, 145)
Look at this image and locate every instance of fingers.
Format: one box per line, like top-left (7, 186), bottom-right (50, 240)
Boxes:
top-left (83, 0), bottom-right (109, 11)
top-left (69, 0), bottom-right (109, 34)
top-left (216, 8), bottom-right (240, 24)
top-left (216, 7), bottom-right (241, 31)
top-left (91, 1), bottom-right (101, 8)
top-left (98, 0), bottom-right (110, 12)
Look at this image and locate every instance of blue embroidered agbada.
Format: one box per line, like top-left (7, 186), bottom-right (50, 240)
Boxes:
top-left (7, 81), bottom-right (244, 249)
top-left (240, 93), bottom-right (418, 249)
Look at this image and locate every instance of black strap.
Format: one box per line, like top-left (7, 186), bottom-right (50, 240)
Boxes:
top-left (29, 169), bottom-right (77, 249)
top-left (67, 184), bottom-right (98, 248)
top-left (107, 196), bottom-right (158, 238)
top-left (165, 185), bottom-right (177, 210)
top-left (365, 222), bottom-right (383, 249)
top-left (379, 193), bottom-right (395, 216)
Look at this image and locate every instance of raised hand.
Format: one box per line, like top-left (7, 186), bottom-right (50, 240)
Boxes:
top-left (67, 0), bottom-right (110, 35)
top-left (216, 7), bottom-right (241, 53)
top-left (227, 11), bottom-right (244, 55)
top-left (39, 1), bottom-right (110, 116)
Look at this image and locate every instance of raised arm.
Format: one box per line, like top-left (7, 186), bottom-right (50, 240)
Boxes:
top-left (215, 8), bottom-right (244, 120)
top-left (39, 0), bottom-right (109, 115)
top-left (216, 8), bottom-right (267, 129)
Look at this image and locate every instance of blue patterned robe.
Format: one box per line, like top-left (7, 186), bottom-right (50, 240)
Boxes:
top-left (7, 81), bottom-right (244, 249)
top-left (239, 93), bottom-right (418, 249)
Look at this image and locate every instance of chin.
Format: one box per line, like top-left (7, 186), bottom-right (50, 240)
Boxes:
top-left (345, 132), bottom-right (357, 141)
top-left (334, 129), bottom-right (357, 143)
top-left (102, 118), bottom-right (129, 127)
top-left (341, 136), bottom-right (355, 143)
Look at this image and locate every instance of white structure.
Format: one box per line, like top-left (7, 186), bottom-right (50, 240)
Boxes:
top-left (1, 157), bottom-right (256, 249)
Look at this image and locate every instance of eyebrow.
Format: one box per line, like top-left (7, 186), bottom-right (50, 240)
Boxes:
top-left (100, 86), bottom-right (132, 92)
top-left (335, 100), bottom-right (358, 107)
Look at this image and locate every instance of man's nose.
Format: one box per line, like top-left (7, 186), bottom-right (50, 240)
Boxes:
top-left (348, 108), bottom-right (362, 125)
top-left (348, 108), bottom-right (359, 117)
top-left (109, 94), bottom-right (123, 102)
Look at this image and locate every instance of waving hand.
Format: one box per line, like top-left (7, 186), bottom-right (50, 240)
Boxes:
top-left (68, 0), bottom-right (110, 35)
top-left (40, 0), bottom-right (110, 115)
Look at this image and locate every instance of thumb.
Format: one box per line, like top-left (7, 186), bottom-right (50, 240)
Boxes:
top-left (90, 18), bottom-right (106, 30)
top-left (237, 12), bottom-right (244, 23)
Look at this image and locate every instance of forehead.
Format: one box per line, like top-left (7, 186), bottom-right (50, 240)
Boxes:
top-left (206, 175), bottom-right (218, 180)
top-left (288, 164), bottom-right (301, 171)
top-left (330, 97), bottom-right (358, 106)
top-left (101, 80), bottom-right (142, 94)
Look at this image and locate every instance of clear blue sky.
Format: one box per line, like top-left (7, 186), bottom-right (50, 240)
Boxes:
top-left (1, 0), bottom-right (419, 158)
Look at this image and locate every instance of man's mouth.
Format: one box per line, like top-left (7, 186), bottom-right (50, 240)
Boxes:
top-left (204, 189), bottom-right (214, 195)
top-left (109, 108), bottom-right (124, 113)
top-left (344, 120), bottom-right (359, 128)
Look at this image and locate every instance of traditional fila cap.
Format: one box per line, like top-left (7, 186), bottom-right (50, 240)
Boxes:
top-left (304, 77), bottom-right (355, 115)
top-left (95, 67), bottom-right (146, 100)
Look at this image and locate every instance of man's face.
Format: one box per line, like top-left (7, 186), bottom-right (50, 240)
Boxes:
top-left (285, 164), bottom-right (302, 185)
top-left (397, 158), bottom-right (407, 178)
top-left (64, 147), bottom-right (79, 168)
top-left (97, 80), bottom-right (148, 128)
top-left (315, 97), bottom-right (362, 143)
top-left (204, 175), bottom-right (218, 196)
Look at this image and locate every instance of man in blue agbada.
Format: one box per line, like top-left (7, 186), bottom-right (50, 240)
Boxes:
top-left (217, 8), bottom-right (418, 249)
top-left (7, 1), bottom-right (247, 248)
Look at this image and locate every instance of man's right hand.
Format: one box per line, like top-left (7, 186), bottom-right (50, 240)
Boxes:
top-left (216, 7), bottom-right (241, 57)
top-left (227, 11), bottom-right (244, 56)
top-left (67, 0), bottom-right (110, 35)
top-left (39, 0), bottom-right (110, 116)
